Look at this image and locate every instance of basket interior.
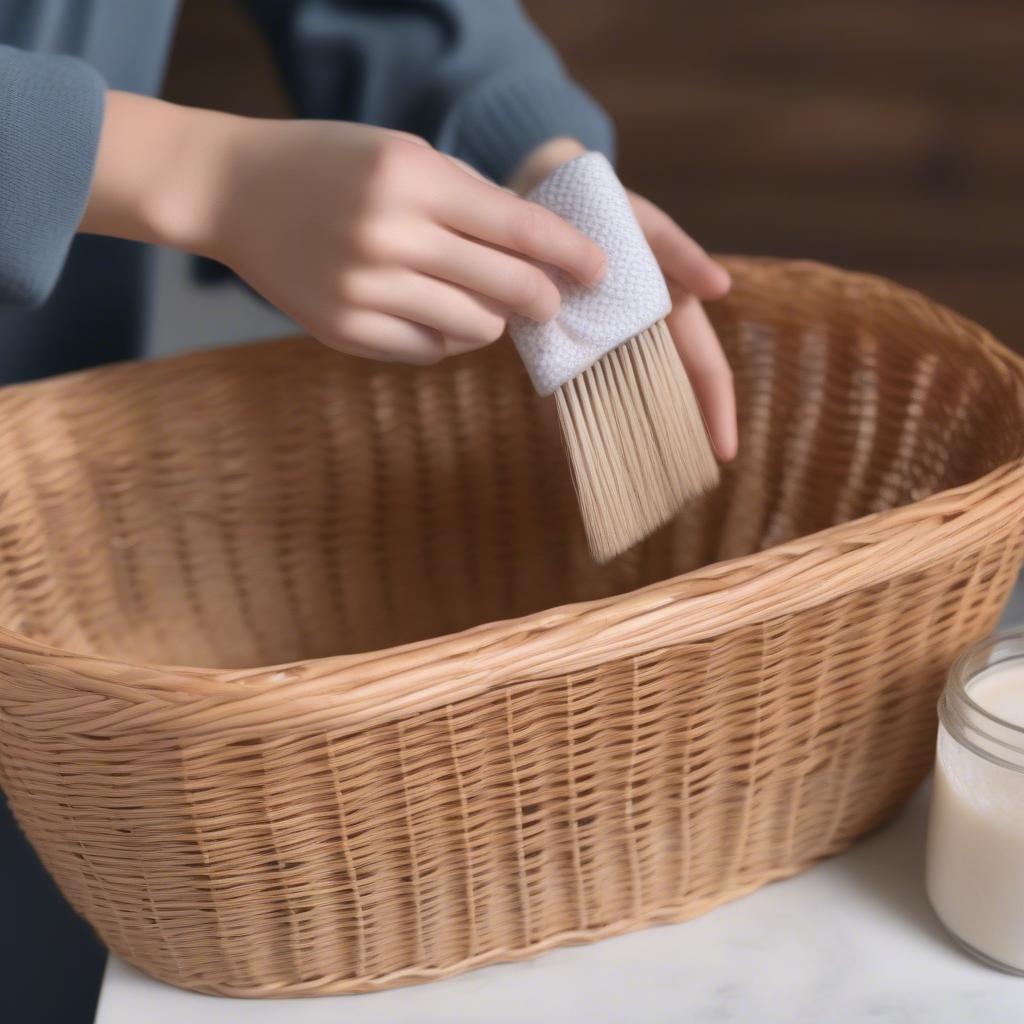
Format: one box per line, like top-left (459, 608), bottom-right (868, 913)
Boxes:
top-left (0, 263), bottom-right (1020, 669)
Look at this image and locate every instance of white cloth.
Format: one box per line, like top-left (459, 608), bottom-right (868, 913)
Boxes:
top-left (507, 152), bottom-right (671, 395)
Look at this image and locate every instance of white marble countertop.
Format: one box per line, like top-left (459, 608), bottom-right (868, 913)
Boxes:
top-left (96, 584), bottom-right (1024, 1023)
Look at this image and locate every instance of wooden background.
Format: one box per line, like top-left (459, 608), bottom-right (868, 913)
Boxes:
top-left (165, 0), bottom-right (1024, 350)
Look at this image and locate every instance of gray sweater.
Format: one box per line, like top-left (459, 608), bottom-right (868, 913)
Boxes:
top-left (0, 0), bottom-right (613, 373)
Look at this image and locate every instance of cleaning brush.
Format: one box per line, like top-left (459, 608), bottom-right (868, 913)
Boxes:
top-left (508, 153), bottom-right (720, 562)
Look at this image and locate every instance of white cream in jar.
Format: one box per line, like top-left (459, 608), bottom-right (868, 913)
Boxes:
top-left (927, 632), bottom-right (1024, 973)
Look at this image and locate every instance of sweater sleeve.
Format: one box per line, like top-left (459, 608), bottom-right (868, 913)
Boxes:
top-left (242, 0), bottom-right (615, 183)
top-left (0, 45), bottom-right (106, 308)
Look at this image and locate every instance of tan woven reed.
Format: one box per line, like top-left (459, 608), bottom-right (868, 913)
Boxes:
top-left (1, 258), bottom-right (1023, 998)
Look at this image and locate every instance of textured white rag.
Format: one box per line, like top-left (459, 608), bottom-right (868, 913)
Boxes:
top-left (507, 152), bottom-right (671, 396)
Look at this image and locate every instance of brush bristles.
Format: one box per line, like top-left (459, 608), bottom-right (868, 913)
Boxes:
top-left (555, 320), bottom-right (719, 562)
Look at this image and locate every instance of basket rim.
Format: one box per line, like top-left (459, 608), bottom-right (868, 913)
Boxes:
top-left (2, 258), bottom-right (1023, 738)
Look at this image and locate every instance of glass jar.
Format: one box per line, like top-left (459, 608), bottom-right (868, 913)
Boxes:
top-left (927, 629), bottom-right (1024, 973)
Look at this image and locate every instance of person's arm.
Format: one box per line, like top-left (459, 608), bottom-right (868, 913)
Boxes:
top-left (0, 45), bottom-right (105, 307)
top-left (79, 91), bottom-right (605, 365)
top-left (242, 0), bottom-right (614, 185)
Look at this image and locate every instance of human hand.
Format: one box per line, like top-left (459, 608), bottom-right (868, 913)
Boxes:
top-left (511, 139), bottom-right (738, 461)
top-left (81, 93), bottom-right (607, 365)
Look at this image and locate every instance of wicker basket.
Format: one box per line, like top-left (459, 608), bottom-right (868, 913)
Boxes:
top-left (1, 258), bottom-right (1022, 997)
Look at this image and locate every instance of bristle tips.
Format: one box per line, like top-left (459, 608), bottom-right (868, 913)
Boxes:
top-left (555, 322), bottom-right (719, 562)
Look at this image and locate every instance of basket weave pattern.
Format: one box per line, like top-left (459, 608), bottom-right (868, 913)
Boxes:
top-left (0, 259), bottom-right (1022, 996)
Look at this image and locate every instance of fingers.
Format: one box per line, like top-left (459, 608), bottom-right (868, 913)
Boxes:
top-left (382, 129), bottom-right (431, 148)
top-left (320, 308), bottom-right (445, 365)
top-left (445, 154), bottom-right (491, 183)
top-left (630, 192), bottom-right (730, 300)
top-left (338, 268), bottom-right (506, 348)
top-left (667, 292), bottom-right (738, 461)
top-left (628, 190), bottom-right (734, 455)
top-left (439, 165), bottom-right (606, 287)
top-left (414, 228), bottom-right (561, 322)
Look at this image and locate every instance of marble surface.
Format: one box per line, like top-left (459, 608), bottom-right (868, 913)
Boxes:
top-left (95, 585), bottom-right (1024, 1023)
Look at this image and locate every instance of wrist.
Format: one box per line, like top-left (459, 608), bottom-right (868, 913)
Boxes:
top-left (81, 91), bottom-right (244, 261)
top-left (144, 102), bottom-right (245, 261)
top-left (508, 137), bottom-right (587, 195)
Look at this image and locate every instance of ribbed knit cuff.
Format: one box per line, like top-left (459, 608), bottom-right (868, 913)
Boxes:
top-left (436, 70), bottom-right (616, 185)
top-left (0, 46), bottom-right (106, 307)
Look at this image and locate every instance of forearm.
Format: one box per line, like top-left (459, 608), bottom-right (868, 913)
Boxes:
top-left (243, 0), bottom-right (613, 184)
top-left (0, 45), bottom-right (105, 306)
top-left (79, 90), bottom-right (241, 260)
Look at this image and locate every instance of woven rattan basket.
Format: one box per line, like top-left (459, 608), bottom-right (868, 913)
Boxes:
top-left (1, 258), bottom-right (1023, 997)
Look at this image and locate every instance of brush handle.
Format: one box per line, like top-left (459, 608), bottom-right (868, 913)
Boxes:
top-left (507, 152), bottom-right (671, 396)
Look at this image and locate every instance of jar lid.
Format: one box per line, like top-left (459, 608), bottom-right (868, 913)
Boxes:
top-left (941, 629), bottom-right (1024, 770)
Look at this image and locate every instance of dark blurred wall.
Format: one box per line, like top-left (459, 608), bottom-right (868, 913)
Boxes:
top-left (165, 0), bottom-right (1024, 350)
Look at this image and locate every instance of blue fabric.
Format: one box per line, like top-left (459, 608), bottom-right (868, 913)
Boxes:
top-left (244, 0), bottom-right (615, 183)
top-left (0, 792), bottom-right (106, 1023)
top-left (0, 44), bottom-right (105, 306)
